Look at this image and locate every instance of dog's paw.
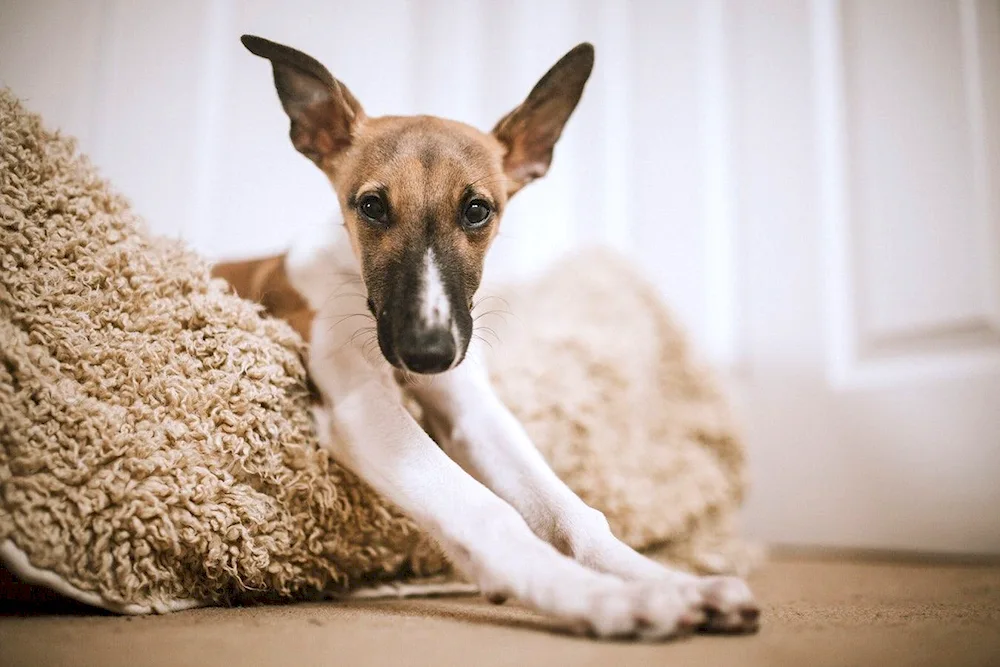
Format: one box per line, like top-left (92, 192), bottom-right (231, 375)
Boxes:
top-left (694, 576), bottom-right (760, 634)
top-left (561, 578), bottom-right (706, 640)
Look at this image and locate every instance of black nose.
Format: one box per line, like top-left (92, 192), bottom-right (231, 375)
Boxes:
top-left (396, 328), bottom-right (456, 374)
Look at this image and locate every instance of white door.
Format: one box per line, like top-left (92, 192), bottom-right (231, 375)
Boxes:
top-left (2, 0), bottom-right (997, 553)
top-left (733, 0), bottom-right (1000, 554)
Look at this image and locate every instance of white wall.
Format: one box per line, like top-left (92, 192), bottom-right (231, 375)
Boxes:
top-left (3, 0), bottom-right (999, 553)
top-left (0, 0), bottom-right (740, 361)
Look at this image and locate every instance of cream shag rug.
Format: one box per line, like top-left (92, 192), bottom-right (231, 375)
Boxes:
top-left (0, 88), bottom-right (756, 614)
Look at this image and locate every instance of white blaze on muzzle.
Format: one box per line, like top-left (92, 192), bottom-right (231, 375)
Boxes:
top-left (420, 248), bottom-right (451, 328)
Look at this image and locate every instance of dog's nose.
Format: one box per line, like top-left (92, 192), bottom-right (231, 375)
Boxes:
top-left (396, 328), bottom-right (456, 374)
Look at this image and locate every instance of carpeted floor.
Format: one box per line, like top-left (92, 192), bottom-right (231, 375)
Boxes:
top-left (2, 553), bottom-right (999, 667)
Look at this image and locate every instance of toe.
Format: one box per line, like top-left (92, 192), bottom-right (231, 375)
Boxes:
top-left (696, 576), bottom-right (760, 634)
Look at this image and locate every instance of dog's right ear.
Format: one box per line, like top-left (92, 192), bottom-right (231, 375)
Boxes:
top-left (241, 35), bottom-right (365, 169)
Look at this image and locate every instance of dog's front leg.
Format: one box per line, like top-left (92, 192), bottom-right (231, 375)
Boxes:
top-left (316, 372), bottom-right (710, 639)
top-left (408, 347), bottom-right (759, 633)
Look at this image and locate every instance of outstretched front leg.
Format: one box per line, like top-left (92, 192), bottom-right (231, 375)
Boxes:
top-left (407, 344), bottom-right (760, 633)
top-left (308, 348), bottom-right (712, 639)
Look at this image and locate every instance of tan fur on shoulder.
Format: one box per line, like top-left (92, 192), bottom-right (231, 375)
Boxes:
top-left (212, 255), bottom-right (315, 342)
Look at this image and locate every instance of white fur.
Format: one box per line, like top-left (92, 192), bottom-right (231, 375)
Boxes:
top-left (286, 235), bottom-right (758, 638)
top-left (420, 249), bottom-right (450, 328)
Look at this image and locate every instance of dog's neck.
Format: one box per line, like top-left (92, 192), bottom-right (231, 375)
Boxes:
top-left (211, 211), bottom-right (362, 346)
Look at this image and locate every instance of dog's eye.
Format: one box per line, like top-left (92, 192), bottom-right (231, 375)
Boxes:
top-left (358, 194), bottom-right (387, 222)
top-left (463, 199), bottom-right (492, 228)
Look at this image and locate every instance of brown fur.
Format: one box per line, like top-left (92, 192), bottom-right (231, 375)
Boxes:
top-left (212, 254), bottom-right (314, 341)
top-left (331, 116), bottom-right (507, 309)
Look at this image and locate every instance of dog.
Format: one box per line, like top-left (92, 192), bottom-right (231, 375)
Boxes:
top-left (212, 34), bottom-right (759, 639)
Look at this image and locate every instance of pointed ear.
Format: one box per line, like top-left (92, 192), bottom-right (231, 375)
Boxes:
top-left (492, 43), bottom-right (594, 196)
top-left (241, 35), bottom-right (365, 169)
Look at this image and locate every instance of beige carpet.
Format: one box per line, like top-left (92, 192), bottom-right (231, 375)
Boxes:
top-left (2, 553), bottom-right (999, 667)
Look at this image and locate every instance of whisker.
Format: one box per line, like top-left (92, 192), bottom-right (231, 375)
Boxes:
top-left (327, 325), bottom-right (376, 356)
top-left (471, 333), bottom-right (494, 351)
top-left (347, 326), bottom-right (377, 344)
top-left (321, 312), bottom-right (376, 330)
top-left (323, 291), bottom-right (369, 303)
top-left (474, 325), bottom-right (501, 344)
top-left (473, 309), bottom-right (510, 323)
top-left (362, 336), bottom-right (380, 358)
top-left (317, 278), bottom-right (366, 296)
top-left (396, 368), bottom-right (428, 389)
top-left (472, 293), bottom-right (522, 327)
top-left (323, 278), bottom-right (365, 289)
top-left (472, 294), bottom-right (511, 311)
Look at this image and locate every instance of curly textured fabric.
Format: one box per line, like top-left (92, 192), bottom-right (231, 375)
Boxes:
top-left (0, 88), bottom-right (755, 614)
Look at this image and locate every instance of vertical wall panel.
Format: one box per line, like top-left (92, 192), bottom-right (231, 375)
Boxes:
top-left (818, 0), bottom-right (1000, 385)
top-left (699, 0), bottom-right (741, 367)
top-left (628, 0), bottom-right (710, 347)
top-left (591, 0), bottom-right (634, 252)
top-left (0, 0), bottom-right (104, 146)
top-left (481, 0), bottom-right (585, 279)
top-left (89, 1), bottom-right (211, 240)
top-left (969, 0), bottom-right (1000, 331)
top-left (844, 0), bottom-right (987, 347)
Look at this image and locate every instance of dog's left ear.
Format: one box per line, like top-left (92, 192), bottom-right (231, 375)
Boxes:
top-left (492, 43), bottom-right (594, 196)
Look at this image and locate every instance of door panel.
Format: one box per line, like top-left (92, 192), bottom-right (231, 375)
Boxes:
top-left (737, 0), bottom-right (1000, 553)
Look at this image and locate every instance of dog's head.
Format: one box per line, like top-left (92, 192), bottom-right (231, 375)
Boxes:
top-left (242, 35), bottom-right (593, 374)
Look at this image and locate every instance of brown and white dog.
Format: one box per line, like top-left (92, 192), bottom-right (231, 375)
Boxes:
top-left (212, 34), bottom-right (759, 639)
